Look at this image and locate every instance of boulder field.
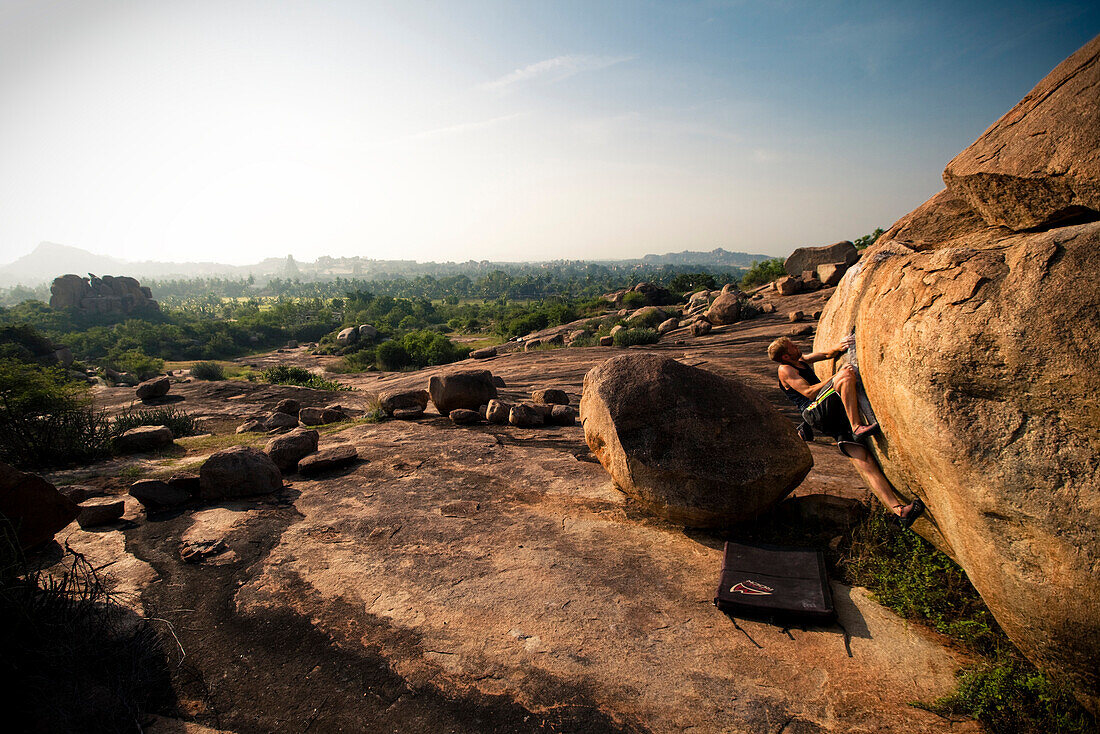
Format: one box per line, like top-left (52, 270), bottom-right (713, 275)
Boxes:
top-left (35, 288), bottom-right (984, 733)
top-left (816, 34), bottom-right (1100, 714)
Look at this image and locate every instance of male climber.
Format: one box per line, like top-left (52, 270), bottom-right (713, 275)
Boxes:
top-left (767, 335), bottom-right (924, 527)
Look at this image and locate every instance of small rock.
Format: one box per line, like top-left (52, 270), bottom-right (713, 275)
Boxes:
top-left (470, 346), bottom-right (497, 359)
top-left (598, 336), bottom-right (614, 347)
top-left (524, 339), bottom-right (542, 351)
top-left (788, 311), bottom-right (805, 323)
top-left (762, 303), bottom-right (777, 314)
top-left (509, 404), bottom-right (544, 427)
top-left (299, 407), bottom-right (346, 426)
top-left (298, 445), bottom-right (359, 476)
top-left (115, 425), bottom-right (174, 454)
top-left (449, 408), bottom-right (481, 425)
top-left (609, 325), bottom-right (624, 337)
top-left (265, 412), bottom-right (300, 430)
top-left (129, 480), bottom-right (191, 510)
top-left (392, 407), bottom-right (425, 420)
top-left (546, 333), bottom-right (565, 346)
top-left (691, 320), bottom-right (712, 336)
top-left (265, 428), bottom-right (320, 472)
top-left (548, 405), bottom-right (577, 426)
top-left (77, 497), bottom-right (125, 528)
top-left (358, 324), bottom-right (379, 341)
top-left (180, 539), bottom-right (229, 564)
top-left (275, 398), bottom-right (300, 416)
top-left (236, 419), bottom-right (265, 434)
top-left (486, 399), bottom-right (511, 424)
top-left (790, 325), bottom-right (815, 336)
top-left (802, 276), bottom-right (824, 291)
top-left (531, 388), bottom-right (569, 405)
top-left (816, 262), bottom-right (848, 287)
top-left (135, 376), bottom-right (170, 402)
top-left (566, 330), bottom-right (589, 344)
top-left (492, 376), bottom-right (506, 388)
top-left (657, 318), bottom-right (678, 335)
top-left (812, 310), bottom-right (822, 320)
top-left (379, 389), bottom-right (429, 415)
top-left (337, 327), bottom-right (359, 346)
top-left (776, 276), bottom-right (802, 296)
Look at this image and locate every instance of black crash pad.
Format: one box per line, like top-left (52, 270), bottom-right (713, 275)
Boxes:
top-left (714, 542), bottom-right (835, 623)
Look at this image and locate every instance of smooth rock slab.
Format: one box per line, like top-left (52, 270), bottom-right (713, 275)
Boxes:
top-left (298, 445), bottom-right (359, 476)
top-left (580, 354), bottom-right (812, 527)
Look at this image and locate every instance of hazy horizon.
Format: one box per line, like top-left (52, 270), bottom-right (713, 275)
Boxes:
top-left (2, 1), bottom-right (1097, 266)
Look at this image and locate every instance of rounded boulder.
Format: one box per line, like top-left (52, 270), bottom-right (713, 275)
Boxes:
top-left (580, 354), bottom-right (812, 527)
top-left (428, 370), bottom-right (498, 416)
top-left (199, 446), bottom-right (282, 501)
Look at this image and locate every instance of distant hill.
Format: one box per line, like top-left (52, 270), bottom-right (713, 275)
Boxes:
top-left (0, 242), bottom-right (778, 288)
top-left (0, 242), bottom-right (125, 286)
top-left (639, 248), bottom-right (772, 267)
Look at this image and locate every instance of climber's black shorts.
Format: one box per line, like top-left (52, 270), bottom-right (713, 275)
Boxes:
top-left (801, 386), bottom-right (850, 443)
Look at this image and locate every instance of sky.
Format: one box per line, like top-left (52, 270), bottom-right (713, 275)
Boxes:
top-left (0, 1), bottom-right (1097, 266)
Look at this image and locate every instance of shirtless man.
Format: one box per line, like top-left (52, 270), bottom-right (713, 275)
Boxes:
top-left (767, 335), bottom-right (924, 526)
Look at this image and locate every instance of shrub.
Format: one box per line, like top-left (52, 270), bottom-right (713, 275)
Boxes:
top-left (626, 308), bottom-right (666, 330)
top-left (335, 348), bottom-right (377, 373)
top-left (621, 291), bottom-right (646, 308)
top-left (854, 227), bottom-right (885, 250)
top-left (669, 273), bottom-right (716, 293)
top-left (613, 328), bottom-right (660, 347)
top-left (260, 364), bottom-right (351, 391)
top-left (0, 529), bottom-right (174, 731)
top-left (842, 508), bottom-right (1096, 733)
top-left (189, 361), bottom-right (225, 380)
top-left (112, 407), bottom-right (199, 439)
top-left (375, 341), bottom-right (412, 371)
top-left (399, 330), bottom-right (467, 367)
top-left (569, 335), bottom-right (598, 348)
top-left (105, 348), bottom-right (164, 380)
top-left (0, 359), bottom-right (112, 470)
top-left (740, 259), bottom-right (786, 288)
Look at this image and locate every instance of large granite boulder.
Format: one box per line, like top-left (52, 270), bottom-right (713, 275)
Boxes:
top-left (704, 293), bottom-right (742, 325)
top-left (815, 34), bottom-right (1100, 716)
top-left (580, 354), bottom-right (812, 527)
top-left (0, 462), bottom-right (80, 548)
top-left (784, 241), bottom-right (858, 277)
top-left (199, 446), bottom-right (282, 501)
top-left (428, 370), bottom-right (498, 416)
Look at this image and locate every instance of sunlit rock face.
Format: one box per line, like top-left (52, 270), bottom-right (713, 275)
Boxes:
top-left (816, 34), bottom-right (1100, 715)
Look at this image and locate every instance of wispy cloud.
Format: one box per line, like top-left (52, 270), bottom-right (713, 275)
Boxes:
top-left (480, 54), bottom-right (634, 92)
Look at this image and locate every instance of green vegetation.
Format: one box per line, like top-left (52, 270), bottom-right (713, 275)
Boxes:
top-left (843, 509), bottom-right (1095, 733)
top-left (854, 227), bottom-right (885, 250)
top-left (189, 360), bottom-right (226, 380)
top-left (668, 272), bottom-right (717, 293)
top-left (259, 365), bottom-right (350, 391)
top-left (740, 258), bottom-right (786, 287)
top-left (105, 348), bottom-right (164, 380)
top-left (0, 359), bottom-right (113, 470)
top-left (112, 406), bottom-right (200, 439)
top-left (0, 525), bottom-right (172, 730)
top-left (612, 328), bottom-right (661, 347)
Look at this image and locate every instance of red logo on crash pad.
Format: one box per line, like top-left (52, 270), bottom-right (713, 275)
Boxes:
top-left (730, 580), bottom-right (774, 595)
